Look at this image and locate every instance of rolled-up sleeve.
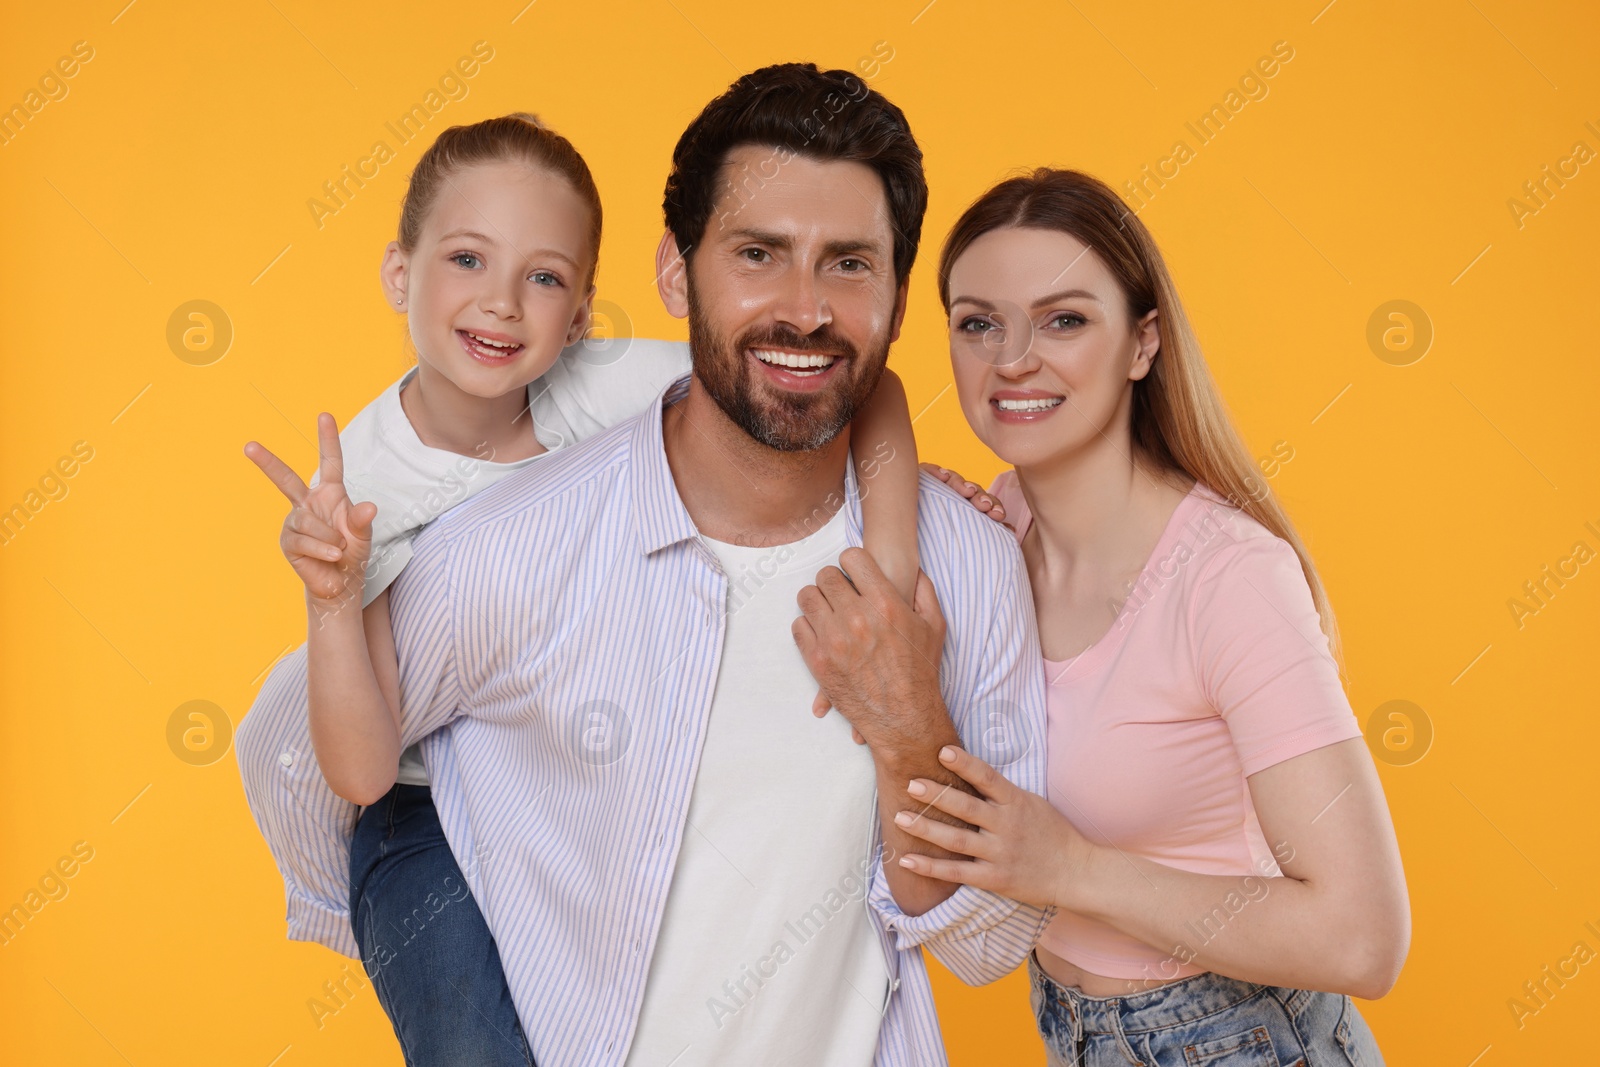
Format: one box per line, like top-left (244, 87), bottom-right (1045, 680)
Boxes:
top-left (868, 514), bottom-right (1055, 985)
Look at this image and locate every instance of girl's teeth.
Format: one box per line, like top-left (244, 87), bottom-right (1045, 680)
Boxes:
top-left (752, 348), bottom-right (836, 369)
top-left (996, 397), bottom-right (1064, 412)
top-left (466, 331), bottom-right (518, 350)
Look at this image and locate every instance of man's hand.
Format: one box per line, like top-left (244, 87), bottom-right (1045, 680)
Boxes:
top-left (792, 547), bottom-right (946, 756)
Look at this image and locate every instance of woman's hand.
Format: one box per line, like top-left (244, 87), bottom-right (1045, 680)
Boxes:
top-left (894, 745), bottom-right (1090, 909)
top-left (245, 412), bottom-right (378, 612)
top-left (921, 463), bottom-right (1007, 525)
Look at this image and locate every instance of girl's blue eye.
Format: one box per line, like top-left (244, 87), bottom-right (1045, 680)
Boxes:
top-left (451, 252), bottom-right (481, 269)
top-left (531, 271), bottom-right (561, 287)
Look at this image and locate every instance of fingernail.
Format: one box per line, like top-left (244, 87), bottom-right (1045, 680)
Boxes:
top-left (940, 746), bottom-right (958, 762)
top-left (894, 811), bottom-right (914, 827)
top-left (899, 856), bottom-right (916, 869)
top-left (907, 780), bottom-right (927, 797)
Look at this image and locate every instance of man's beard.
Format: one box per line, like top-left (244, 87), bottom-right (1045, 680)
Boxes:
top-left (686, 282), bottom-right (889, 453)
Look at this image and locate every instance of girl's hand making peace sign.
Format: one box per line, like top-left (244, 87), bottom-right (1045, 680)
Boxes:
top-left (244, 412), bottom-right (378, 609)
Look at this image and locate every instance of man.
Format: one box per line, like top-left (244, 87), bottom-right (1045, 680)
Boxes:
top-left (389, 63), bottom-right (1050, 1065)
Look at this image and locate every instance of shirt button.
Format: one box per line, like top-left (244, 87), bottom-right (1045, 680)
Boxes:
top-left (278, 751), bottom-right (294, 767)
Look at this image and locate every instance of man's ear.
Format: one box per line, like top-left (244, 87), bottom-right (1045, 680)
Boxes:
top-left (887, 282), bottom-right (910, 344)
top-left (1129, 308), bottom-right (1160, 382)
top-left (656, 230), bottom-right (690, 319)
top-left (380, 241), bottom-right (408, 310)
top-left (565, 285), bottom-right (596, 347)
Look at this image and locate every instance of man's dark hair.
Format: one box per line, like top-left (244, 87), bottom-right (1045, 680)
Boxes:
top-left (662, 63), bottom-right (928, 287)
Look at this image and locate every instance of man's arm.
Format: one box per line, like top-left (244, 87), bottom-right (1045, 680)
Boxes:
top-left (795, 549), bottom-right (1000, 915)
top-left (794, 527), bottom-right (1054, 983)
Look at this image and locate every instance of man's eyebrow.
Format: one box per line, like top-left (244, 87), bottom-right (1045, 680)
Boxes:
top-left (436, 228), bottom-right (581, 270)
top-left (723, 228), bottom-right (792, 248)
top-left (949, 289), bottom-right (1102, 311)
top-left (721, 229), bottom-right (886, 260)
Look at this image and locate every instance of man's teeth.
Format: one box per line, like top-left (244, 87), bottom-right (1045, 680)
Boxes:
top-left (996, 397), bottom-right (1065, 412)
top-left (752, 348), bottom-right (836, 370)
top-left (466, 331), bottom-right (519, 350)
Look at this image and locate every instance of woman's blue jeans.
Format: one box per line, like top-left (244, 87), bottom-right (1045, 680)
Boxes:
top-left (1029, 952), bottom-right (1384, 1066)
top-left (349, 783), bottom-right (535, 1066)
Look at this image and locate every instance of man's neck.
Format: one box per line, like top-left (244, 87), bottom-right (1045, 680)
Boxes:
top-left (662, 376), bottom-right (850, 548)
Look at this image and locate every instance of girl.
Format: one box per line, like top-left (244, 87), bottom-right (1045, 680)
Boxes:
top-left (235, 113), bottom-right (921, 1065)
top-left (854, 169), bottom-right (1410, 1064)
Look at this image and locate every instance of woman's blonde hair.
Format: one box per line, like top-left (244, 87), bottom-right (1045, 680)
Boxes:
top-left (938, 168), bottom-right (1342, 662)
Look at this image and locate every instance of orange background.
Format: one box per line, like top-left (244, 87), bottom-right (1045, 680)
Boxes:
top-left (3, 1), bottom-right (1597, 1063)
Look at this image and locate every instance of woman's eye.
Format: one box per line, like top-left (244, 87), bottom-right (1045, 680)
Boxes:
top-left (530, 271), bottom-right (562, 287)
top-left (957, 317), bottom-right (998, 333)
top-left (451, 252), bottom-right (482, 269)
top-left (1047, 312), bottom-right (1087, 330)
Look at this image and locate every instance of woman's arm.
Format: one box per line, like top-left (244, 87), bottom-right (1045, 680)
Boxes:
top-left (852, 369), bottom-right (920, 604)
top-left (896, 738), bottom-right (1410, 999)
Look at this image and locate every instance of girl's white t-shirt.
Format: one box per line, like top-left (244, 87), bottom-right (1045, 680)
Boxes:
top-left (306, 338), bottom-right (693, 784)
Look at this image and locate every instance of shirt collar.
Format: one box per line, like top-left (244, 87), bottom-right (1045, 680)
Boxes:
top-left (629, 373), bottom-right (865, 555)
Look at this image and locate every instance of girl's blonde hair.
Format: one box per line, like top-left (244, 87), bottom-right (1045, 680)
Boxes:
top-left (397, 112), bottom-right (602, 287)
top-left (938, 168), bottom-right (1342, 662)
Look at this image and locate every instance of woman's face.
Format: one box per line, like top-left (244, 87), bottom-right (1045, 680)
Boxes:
top-left (945, 226), bottom-right (1159, 471)
top-left (381, 160), bottom-right (595, 398)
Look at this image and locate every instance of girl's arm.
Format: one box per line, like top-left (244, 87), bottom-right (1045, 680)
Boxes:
top-left (852, 369), bottom-right (920, 603)
top-left (305, 583), bottom-right (403, 807)
top-left (246, 413), bottom-right (404, 807)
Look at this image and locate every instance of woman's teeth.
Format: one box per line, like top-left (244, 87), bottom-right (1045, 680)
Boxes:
top-left (996, 397), bottom-right (1064, 411)
top-left (753, 348), bottom-right (836, 376)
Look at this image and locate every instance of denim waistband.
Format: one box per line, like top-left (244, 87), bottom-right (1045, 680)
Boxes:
top-left (1029, 952), bottom-right (1277, 1037)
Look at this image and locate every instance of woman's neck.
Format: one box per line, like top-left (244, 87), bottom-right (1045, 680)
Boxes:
top-left (400, 360), bottom-right (544, 462)
top-left (1015, 431), bottom-right (1186, 577)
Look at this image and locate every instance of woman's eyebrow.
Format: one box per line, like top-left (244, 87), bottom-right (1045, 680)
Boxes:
top-left (950, 289), bottom-right (1102, 311)
top-left (1030, 288), bottom-right (1100, 308)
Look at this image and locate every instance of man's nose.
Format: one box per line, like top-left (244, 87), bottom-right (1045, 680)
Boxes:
top-left (771, 269), bottom-right (831, 336)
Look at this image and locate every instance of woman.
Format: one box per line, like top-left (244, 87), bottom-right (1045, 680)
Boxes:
top-left (894, 170), bottom-right (1409, 1064)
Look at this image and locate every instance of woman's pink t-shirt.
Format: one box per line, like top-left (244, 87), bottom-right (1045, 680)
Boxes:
top-left (989, 472), bottom-right (1362, 983)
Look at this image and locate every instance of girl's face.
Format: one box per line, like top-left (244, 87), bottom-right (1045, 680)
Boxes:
top-left (381, 160), bottom-right (595, 398)
top-left (945, 226), bottom-right (1159, 471)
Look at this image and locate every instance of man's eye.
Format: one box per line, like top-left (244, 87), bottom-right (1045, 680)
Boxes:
top-left (451, 253), bottom-right (481, 269)
top-left (839, 258), bottom-right (865, 272)
top-left (742, 248), bottom-right (769, 262)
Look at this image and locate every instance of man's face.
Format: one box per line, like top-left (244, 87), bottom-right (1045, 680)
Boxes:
top-left (684, 146), bottom-right (904, 452)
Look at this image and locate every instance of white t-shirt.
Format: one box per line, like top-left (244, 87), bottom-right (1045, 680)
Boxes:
top-left (307, 338), bottom-right (693, 785)
top-left (623, 503), bottom-right (888, 1067)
